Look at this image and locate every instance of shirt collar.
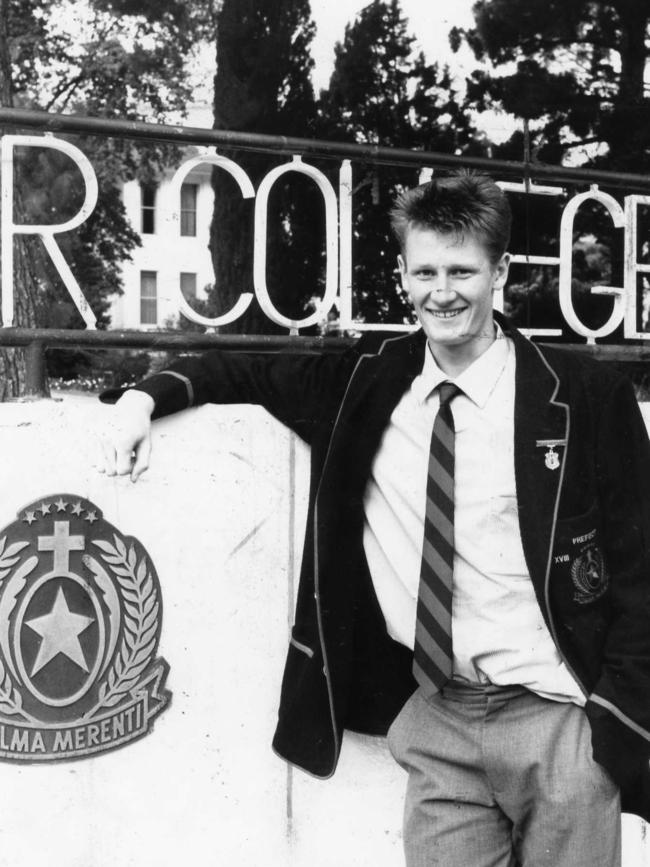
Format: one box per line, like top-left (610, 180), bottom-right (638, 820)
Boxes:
top-left (413, 323), bottom-right (511, 409)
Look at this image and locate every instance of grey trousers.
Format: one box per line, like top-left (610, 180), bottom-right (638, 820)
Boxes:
top-left (387, 682), bottom-right (621, 867)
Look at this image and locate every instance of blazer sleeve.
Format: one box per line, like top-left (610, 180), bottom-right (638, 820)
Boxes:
top-left (101, 347), bottom-right (360, 445)
top-left (585, 376), bottom-right (650, 797)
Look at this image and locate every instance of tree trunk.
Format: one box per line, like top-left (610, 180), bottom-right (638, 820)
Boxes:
top-left (210, 0), bottom-right (282, 334)
top-left (0, 0), bottom-right (10, 105)
top-left (607, 1), bottom-right (650, 170)
top-left (0, 0), bottom-right (46, 399)
top-left (209, 0), bottom-right (319, 335)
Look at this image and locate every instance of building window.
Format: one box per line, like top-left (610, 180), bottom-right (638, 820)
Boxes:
top-left (180, 272), bottom-right (197, 302)
top-left (140, 271), bottom-right (157, 325)
top-left (141, 184), bottom-right (156, 234)
top-left (180, 183), bottom-right (198, 236)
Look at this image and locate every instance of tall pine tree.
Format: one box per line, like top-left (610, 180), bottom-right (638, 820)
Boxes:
top-left (319, 0), bottom-right (483, 325)
top-left (208, 0), bottom-right (321, 333)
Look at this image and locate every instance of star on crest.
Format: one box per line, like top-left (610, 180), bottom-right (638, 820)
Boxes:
top-left (39, 503), bottom-right (51, 516)
top-left (54, 499), bottom-right (67, 512)
top-left (23, 511), bottom-right (37, 525)
top-left (26, 587), bottom-right (94, 675)
top-left (70, 502), bottom-right (83, 516)
top-left (84, 511), bottom-right (98, 524)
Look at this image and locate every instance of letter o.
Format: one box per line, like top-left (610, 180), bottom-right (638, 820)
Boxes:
top-left (253, 156), bottom-right (339, 330)
top-left (168, 154), bottom-right (256, 327)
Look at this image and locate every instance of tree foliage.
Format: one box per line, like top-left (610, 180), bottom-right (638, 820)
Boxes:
top-left (453, 0), bottom-right (650, 171)
top-left (451, 0), bottom-right (650, 339)
top-left (0, 0), bottom-right (203, 394)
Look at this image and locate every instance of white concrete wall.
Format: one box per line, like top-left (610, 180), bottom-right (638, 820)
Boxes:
top-left (0, 394), bottom-right (647, 866)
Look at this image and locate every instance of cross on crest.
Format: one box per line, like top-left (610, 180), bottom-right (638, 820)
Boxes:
top-left (38, 521), bottom-right (85, 573)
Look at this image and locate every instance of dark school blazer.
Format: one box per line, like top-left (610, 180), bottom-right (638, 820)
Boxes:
top-left (105, 314), bottom-right (650, 821)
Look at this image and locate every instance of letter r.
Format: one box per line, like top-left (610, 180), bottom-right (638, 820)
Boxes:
top-left (1, 134), bottom-right (98, 327)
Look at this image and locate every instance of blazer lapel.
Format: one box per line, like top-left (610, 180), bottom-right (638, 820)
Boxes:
top-left (346, 331), bottom-right (426, 462)
top-left (317, 331), bottom-right (426, 508)
top-left (509, 326), bottom-right (570, 607)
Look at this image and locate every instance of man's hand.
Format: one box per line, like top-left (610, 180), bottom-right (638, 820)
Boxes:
top-left (99, 390), bottom-right (155, 482)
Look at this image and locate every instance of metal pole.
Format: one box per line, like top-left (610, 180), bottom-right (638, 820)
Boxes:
top-left (2, 107), bottom-right (650, 191)
top-left (0, 327), bottom-right (354, 352)
top-left (0, 328), bottom-right (648, 362)
top-left (22, 340), bottom-right (49, 399)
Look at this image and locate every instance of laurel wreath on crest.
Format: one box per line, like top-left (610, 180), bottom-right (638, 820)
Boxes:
top-left (0, 536), bottom-right (38, 723)
top-left (87, 534), bottom-right (159, 717)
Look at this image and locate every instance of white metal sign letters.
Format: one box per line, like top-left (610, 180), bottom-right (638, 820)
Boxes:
top-left (1, 134), bottom-right (649, 341)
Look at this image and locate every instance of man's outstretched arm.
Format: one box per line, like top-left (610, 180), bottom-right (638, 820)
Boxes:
top-left (97, 343), bottom-right (363, 483)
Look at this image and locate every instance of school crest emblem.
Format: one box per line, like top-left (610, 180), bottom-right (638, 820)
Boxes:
top-left (571, 542), bottom-right (609, 605)
top-left (0, 494), bottom-right (170, 761)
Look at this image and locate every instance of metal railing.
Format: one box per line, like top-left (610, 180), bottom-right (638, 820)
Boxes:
top-left (2, 107), bottom-right (650, 399)
top-left (4, 108), bottom-right (650, 190)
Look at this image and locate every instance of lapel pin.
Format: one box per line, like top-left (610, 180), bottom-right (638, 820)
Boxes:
top-left (544, 446), bottom-right (560, 470)
top-left (536, 439), bottom-right (566, 471)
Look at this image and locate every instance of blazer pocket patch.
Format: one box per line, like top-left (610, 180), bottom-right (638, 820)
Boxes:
top-left (555, 506), bottom-right (609, 605)
top-left (570, 543), bottom-right (609, 604)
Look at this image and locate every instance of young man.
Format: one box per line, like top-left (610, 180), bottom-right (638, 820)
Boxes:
top-left (100, 174), bottom-right (650, 865)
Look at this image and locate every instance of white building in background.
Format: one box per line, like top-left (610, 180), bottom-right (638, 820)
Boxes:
top-left (109, 105), bottom-right (217, 330)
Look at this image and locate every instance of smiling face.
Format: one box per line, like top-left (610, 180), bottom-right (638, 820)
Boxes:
top-left (398, 226), bottom-right (510, 376)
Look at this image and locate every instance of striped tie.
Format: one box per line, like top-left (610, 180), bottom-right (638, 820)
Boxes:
top-left (413, 381), bottom-right (461, 695)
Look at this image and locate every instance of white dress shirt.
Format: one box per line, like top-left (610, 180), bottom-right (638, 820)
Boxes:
top-left (362, 328), bottom-right (585, 705)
